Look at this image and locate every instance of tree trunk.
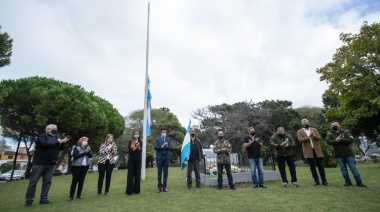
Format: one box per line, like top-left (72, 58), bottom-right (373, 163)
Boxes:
top-left (55, 146), bottom-right (69, 172)
top-left (10, 135), bottom-right (22, 182)
top-left (23, 139), bottom-right (34, 179)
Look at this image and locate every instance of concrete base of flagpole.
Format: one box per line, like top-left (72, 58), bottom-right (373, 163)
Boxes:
top-left (191, 170), bottom-right (278, 186)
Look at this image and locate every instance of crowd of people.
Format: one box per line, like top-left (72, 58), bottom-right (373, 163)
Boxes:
top-left (24, 121), bottom-right (367, 207)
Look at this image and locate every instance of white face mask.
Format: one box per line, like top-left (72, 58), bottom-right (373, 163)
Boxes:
top-left (82, 141), bottom-right (88, 146)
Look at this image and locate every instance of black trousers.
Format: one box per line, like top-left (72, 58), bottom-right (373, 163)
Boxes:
top-left (277, 155), bottom-right (297, 183)
top-left (98, 160), bottom-right (114, 194)
top-left (70, 166), bottom-right (89, 197)
top-left (187, 160), bottom-right (201, 187)
top-left (126, 156), bottom-right (141, 195)
top-left (307, 149), bottom-right (326, 182)
top-left (25, 165), bottom-right (55, 204)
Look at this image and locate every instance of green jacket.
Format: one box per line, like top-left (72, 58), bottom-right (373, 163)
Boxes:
top-left (326, 129), bottom-right (355, 157)
top-left (270, 133), bottom-right (295, 156)
top-left (213, 139), bottom-right (232, 164)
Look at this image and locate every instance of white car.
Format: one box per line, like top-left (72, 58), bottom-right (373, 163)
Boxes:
top-left (0, 170), bottom-right (26, 181)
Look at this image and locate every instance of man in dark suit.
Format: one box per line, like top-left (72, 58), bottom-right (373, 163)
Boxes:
top-left (154, 128), bottom-right (172, 193)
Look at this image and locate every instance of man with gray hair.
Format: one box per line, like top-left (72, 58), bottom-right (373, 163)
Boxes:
top-left (297, 119), bottom-right (328, 186)
top-left (270, 127), bottom-right (298, 187)
top-left (25, 124), bottom-right (69, 207)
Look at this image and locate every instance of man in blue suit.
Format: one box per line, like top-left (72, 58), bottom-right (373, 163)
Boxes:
top-left (154, 128), bottom-right (172, 193)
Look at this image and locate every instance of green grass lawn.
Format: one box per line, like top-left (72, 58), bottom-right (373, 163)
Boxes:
top-left (0, 163), bottom-right (379, 212)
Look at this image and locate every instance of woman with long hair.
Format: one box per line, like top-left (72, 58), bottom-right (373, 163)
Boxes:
top-left (126, 131), bottom-right (142, 195)
top-left (69, 137), bottom-right (93, 200)
top-left (97, 134), bottom-right (117, 196)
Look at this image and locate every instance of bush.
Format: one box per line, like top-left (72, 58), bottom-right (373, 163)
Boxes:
top-left (118, 164), bottom-right (128, 170)
top-left (0, 163), bottom-right (13, 173)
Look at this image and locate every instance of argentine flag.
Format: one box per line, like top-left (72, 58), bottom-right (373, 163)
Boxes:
top-left (180, 120), bottom-right (192, 170)
top-left (144, 76), bottom-right (152, 136)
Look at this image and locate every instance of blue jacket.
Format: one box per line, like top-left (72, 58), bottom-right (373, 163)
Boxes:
top-left (72, 146), bottom-right (93, 167)
top-left (154, 136), bottom-right (172, 160)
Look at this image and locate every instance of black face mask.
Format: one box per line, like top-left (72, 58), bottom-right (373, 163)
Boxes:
top-left (303, 124), bottom-right (309, 128)
top-left (332, 126), bottom-right (340, 131)
top-left (218, 136), bottom-right (224, 140)
top-left (278, 134), bottom-right (285, 138)
top-left (250, 132), bottom-right (255, 136)
top-left (50, 130), bottom-right (58, 135)
top-left (190, 133), bottom-right (195, 137)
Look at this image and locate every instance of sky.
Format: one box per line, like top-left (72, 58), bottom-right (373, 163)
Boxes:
top-left (1, 0), bottom-right (380, 130)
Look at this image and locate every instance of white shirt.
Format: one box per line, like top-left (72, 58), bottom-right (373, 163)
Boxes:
top-left (303, 128), bottom-right (314, 149)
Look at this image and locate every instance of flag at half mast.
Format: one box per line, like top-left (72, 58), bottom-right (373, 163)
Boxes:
top-left (180, 120), bottom-right (192, 170)
top-left (144, 76), bottom-right (152, 137)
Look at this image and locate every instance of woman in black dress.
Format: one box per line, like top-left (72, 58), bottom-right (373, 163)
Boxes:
top-left (126, 131), bottom-right (142, 195)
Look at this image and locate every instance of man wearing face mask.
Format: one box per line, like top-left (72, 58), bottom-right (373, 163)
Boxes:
top-left (186, 128), bottom-right (204, 189)
top-left (297, 119), bottom-right (328, 186)
top-left (243, 127), bottom-right (266, 188)
top-left (326, 121), bottom-right (366, 187)
top-left (154, 128), bottom-right (172, 193)
top-left (270, 127), bottom-right (298, 187)
top-left (25, 124), bottom-right (68, 207)
top-left (213, 131), bottom-right (235, 190)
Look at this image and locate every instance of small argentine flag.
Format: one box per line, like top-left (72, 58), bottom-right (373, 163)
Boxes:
top-left (180, 120), bottom-right (192, 171)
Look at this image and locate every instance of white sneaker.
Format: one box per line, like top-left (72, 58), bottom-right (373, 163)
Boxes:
top-left (282, 182), bottom-right (288, 187)
top-left (292, 182), bottom-right (299, 187)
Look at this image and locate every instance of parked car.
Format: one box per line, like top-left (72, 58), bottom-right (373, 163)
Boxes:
top-left (53, 169), bottom-right (63, 176)
top-left (0, 170), bottom-right (26, 181)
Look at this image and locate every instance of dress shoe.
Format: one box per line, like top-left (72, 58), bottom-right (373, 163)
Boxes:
top-left (230, 186), bottom-right (236, 190)
top-left (196, 185), bottom-right (201, 189)
top-left (259, 185), bottom-right (267, 188)
top-left (25, 202), bottom-right (32, 207)
top-left (157, 188), bottom-right (162, 193)
top-left (163, 188), bottom-right (168, 192)
top-left (344, 182), bottom-right (353, 186)
top-left (217, 187), bottom-right (222, 190)
top-left (39, 200), bottom-right (52, 204)
top-left (77, 196), bottom-right (83, 199)
top-left (68, 197), bottom-right (73, 201)
top-left (356, 182), bottom-right (367, 187)
top-left (187, 186), bottom-right (191, 190)
top-left (105, 192), bottom-right (109, 196)
top-left (253, 184), bottom-right (258, 188)
top-left (292, 182), bottom-right (299, 187)
top-left (322, 181), bottom-right (329, 186)
top-left (313, 181), bottom-right (320, 186)
top-left (98, 193), bottom-right (102, 197)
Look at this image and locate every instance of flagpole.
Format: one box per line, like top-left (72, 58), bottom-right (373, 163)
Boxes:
top-left (141, 2), bottom-right (150, 180)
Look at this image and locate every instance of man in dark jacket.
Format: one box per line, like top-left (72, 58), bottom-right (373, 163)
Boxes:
top-left (270, 127), bottom-right (299, 187)
top-left (187, 128), bottom-right (204, 189)
top-left (243, 127), bottom-right (266, 188)
top-left (326, 121), bottom-right (366, 187)
top-left (25, 124), bottom-right (68, 207)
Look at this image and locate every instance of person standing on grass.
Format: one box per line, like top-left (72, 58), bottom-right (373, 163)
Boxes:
top-left (270, 127), bottom-right (299, 187)
top-left (69, 137), bottom-right (93, 201)
top-left (243, 127), bottom-right (267, 188)
top-left (326, 121), bottom-right (366, 187)
top-left (154, 128), bottom-right (172, 193)
top-left (126, 131), bottom-right (142, 195)
top-left (213, 131), bottom-right (236, 190)
top-left (186, 128), bottom-right (204, 190)
top-left (97, 134), bottom-right (118, 196)
top-left (25, 124), bottom-right (68, 207)
top-left (297, 119), bottom-right (328, 186)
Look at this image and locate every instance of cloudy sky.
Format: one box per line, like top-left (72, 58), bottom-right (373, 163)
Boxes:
top-left (1, 0), bottom-right (379, 128)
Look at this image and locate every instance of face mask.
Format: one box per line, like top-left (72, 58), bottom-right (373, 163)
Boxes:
top-left (190, 133), bottom-right (195, 137)
top-left (82, 141), bottom-right (88, 146)
top-left (303, 124), bottom-right (309, 128)
top-left (162, 133), bottom-right (166, 137)
top-left (218, 136), bottom-right (224, 140)
top-left (332, 126), bottom-right (339, 131)
top-left (278, 134), bottom-right (285, 138)
top-left (134, 135), bottom-right (139, 139)
top-left (50, 130), bottom-right (57, 135)
top-left (250, 132), bottom-right (255, 136)
top-left (107, 139), bottom-right (113, 143)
